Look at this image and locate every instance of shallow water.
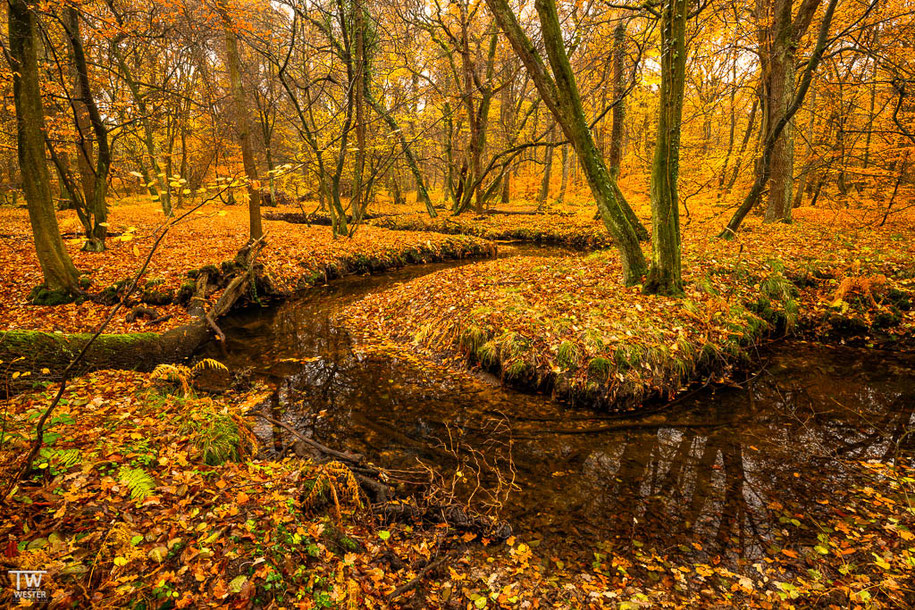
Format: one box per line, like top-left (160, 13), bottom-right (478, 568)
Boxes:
top-left (201, 244), bottom-right (915, 565)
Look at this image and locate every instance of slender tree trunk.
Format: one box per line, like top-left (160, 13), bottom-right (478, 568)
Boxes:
top-left (9, 0), bottom-right (80, 293)
top-left (538, 127), bottom-right (554, 206)
top-left (644, 0), bottom-right (687, 296)
top-left (364, 89), bottom-right (436, 217)
top-left (608, 20), bottom-right (649, 241)
top-left (220, 9), bottom-right (263, 241)
top-left (726, 97), bottom-right (759, 191)
top-left (350, 0), bottom-right (367, 226)
top-left (719, 52), bottom-right (738, 187)
top-left (557, 143), bottom-right (569, 203)
top-left (64, 6), bottom-right (109, 251)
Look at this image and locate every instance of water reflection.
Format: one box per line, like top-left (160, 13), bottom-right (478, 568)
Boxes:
top-left (203, 260), bottom-right (915, 565)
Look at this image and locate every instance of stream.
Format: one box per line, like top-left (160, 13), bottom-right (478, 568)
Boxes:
top-left (199, 244), bottom-right (915, 567)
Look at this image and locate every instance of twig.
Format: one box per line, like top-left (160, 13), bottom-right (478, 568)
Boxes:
top-left (247, 412), bottom-right (363, 463)
top-left (387, 556), bottom-right (448, 601)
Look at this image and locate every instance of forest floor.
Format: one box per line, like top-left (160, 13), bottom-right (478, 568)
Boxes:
top-left (2, 197), bottom-right (915, 607)
top-left (0, 201), bottom-right (493, 335)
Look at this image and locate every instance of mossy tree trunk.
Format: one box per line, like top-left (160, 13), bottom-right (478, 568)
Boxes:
top-left (9, 0), bottom-right (81, 294)
top-left (644, 0), bottom-right (688, 296)
top-left (485, 0), bottom-right (648, 285)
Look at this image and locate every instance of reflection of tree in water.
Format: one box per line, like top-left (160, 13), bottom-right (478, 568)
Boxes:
top-left (509, 350), bottom-right (915, 563)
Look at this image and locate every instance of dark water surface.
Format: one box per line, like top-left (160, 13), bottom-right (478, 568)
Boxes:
top-left (201, 245), bottom-right (915, 565)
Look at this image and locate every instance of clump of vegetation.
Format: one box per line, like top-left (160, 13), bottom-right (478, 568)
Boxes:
top-left (179, 405), bottom-right (254, 465)
top-left (151, 358), bottom-right (228, 397)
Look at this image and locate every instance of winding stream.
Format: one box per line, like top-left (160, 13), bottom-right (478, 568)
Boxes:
top-left (199, 245), bottom-right (915, 566)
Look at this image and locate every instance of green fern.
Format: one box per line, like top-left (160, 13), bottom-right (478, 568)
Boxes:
top-left (118, 466), bottom-right (156, 501)
top-left (37, 447), bottom-right (81, 474)
top-left (180, 408), bottom-right (247, 465)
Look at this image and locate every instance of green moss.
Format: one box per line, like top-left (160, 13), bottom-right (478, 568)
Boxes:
top-left (28, 285), bottom-right (76, 306)
top-left (459, 325), bottom-right (488, 353)
top-left (556, 341), bottom-right (579, 369)
top-left (588, 357), bottom-right (613, 381)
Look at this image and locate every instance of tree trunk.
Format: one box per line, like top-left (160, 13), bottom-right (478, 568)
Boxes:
top-left (762, 0), bottom-right (820, 223)
top-left (64, 7), bottom-right (109, 251)
top-left (220, 9), bottom-right (264, 241)
top-left (486, 0), bottom-right (648, 284)
top-left (644, 0), bottom-right (687, 296)
top-left (364, 88), bottom-right (436, 217)
top-left (608, 20), bottom-right (650, 241)
top-left (764, 34), bottom-right (796, 222)
top-left (537, 127), bottom-right (554, 206)
top-left (9, 0), bottom-right (80, 294)
top-left (557, 144), bottom-right (569, 203)
top-left (722, 0), bottom-right (838, 237)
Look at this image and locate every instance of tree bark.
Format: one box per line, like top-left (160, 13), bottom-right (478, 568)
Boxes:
top-left (722, 0), bottom-right (838, 237)
top-left (485, 0), bottom-right (648, 284)
top-left (9, 0), bottom-right (80, 294)
top-left (644, 0), bottom-right (687, 296)
top-left (761, 0), bottom-right (820, 223)
top-left (219, 7), bottom-right (264, 241)
top-left (608, 19), bottom-right (649, 242)
top-left (63, 7), bottom-right (109, 251)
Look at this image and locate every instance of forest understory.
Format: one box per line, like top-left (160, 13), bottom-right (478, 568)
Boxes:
top-left (3, 0), bottom-right (915, 603)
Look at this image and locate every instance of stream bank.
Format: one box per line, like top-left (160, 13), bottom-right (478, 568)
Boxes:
top-left (0, 232), bottom-right (496, 392)
top-left (205, 252), bottom-right (915, 559)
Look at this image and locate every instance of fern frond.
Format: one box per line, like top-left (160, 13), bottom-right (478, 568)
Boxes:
top-left (118, 466), bottom-right (156, 501)
top-left (38, 447), bottom-right (81, 470)
top-left (191, 358), bottom-right (228, 374)
top-left (300, 461), bottom-right (363, 519)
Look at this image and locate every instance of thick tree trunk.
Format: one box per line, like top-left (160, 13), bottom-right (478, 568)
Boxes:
top-left (9, 0), bottom-right (80, 294)
top-left (722, 0), bottom-right (838, 237)
top-left (761, 0), bottom-right (820, 223)
top-left (644, 0), bottom-right (687, 296)
top-left (764, 27), bottom-right (796, 222)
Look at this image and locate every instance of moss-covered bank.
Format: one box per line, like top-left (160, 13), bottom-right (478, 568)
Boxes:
top-left (369, 212), bottom-right (615, 250)
top-left (343, 242), bottom-right (914, 410)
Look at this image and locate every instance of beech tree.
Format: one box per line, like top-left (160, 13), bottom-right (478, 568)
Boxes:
top-left (484, 0), bottom-right (649, 286)
top-left (8, 0), bottom-right (81, 297)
